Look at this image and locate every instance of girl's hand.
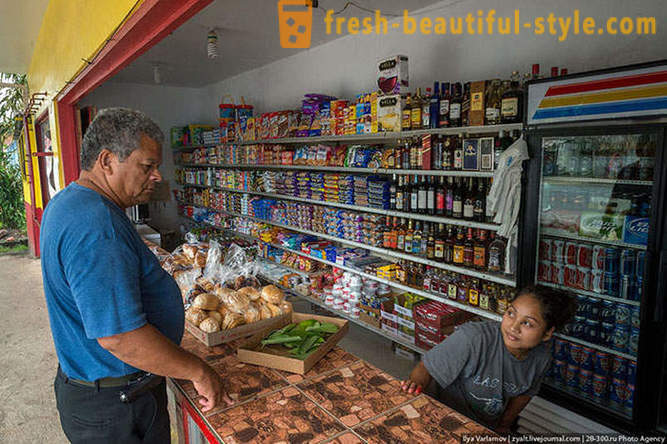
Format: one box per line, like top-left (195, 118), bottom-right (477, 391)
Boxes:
top-left (400, 380), bottom-right (423, 394)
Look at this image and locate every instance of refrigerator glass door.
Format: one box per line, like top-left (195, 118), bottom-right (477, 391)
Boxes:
top-left (535, 132), bottom-right (658, 420)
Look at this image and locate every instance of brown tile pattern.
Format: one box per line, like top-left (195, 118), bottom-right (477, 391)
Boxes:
top-left (273, 346), bottom-right (360, 383)
top-left (352, 395), bottom-right (490, 443)
top-left (322, 431), bottom-right (367, 444)
top-left (207, 356), bottom-right (288, 405)
top-left (206, 387), bottom-right (346, 443)
top-left (180, 332), bottom-right (234, 362)
top-left (299, 361), bottom-right (414, 427)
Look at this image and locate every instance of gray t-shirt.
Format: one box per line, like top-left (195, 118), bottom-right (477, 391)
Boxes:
top-left (423, 320), bottom-right (552, 428)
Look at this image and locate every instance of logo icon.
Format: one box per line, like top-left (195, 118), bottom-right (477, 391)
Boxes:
top-left (278, 0), bottom-right (313, 48)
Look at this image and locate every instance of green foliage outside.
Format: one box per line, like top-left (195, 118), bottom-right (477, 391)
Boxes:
top-left (0, 73), bottom-right (27, 230)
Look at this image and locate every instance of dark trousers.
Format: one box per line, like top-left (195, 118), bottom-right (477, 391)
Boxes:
top-left (54, 367), bottom-right (170, 444)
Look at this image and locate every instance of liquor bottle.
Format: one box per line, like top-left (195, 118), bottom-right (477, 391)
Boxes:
top-left (402, 94), bottom-right (412, 131)
top-left (501, 72), bottom-right (523, 124)
top-left (453, 135), bottom-right (463, 170)
top-left (432, 135), bottom-right (442, 170)
top-left (473, 179), bottom-right (486, 222)
top-left (395, 175), bottom-right (404, 211)
top-left (445, 176), bottom-right (454, 217)
top-left (418, 176), bottom-right (427, 214)
top-left (422, 266), bottom-right (432, 291)
top-left (396, 218), bottom-right (406, 251)
top-left (447, 272), bottom-right (458, 301)
top-left (468, 278), bottom-right (480, 306)
top-left (474, 229), bottom-right (488, 270)
top-left (442, 136), bottom-right (453, 170)
top-left (429, 82), bottom-right (440, 129)
top-left (396, 260), bottom-right (407, 284)
top-left (390, 174), bottom-right (397, 210)
top-left (382, 216), bottom-right (393, 249)
top-left (560, 68), bottom-right (568, 76)
top-left (426, 223), bottom-right (435, 260)
top-left (484, 79), bottom-right (502, 126)
top-left (531, 63), bottom-right (540, 80)
top-left (409, 139), bottom-right (418, 168)
top-left (409, 175), bottom-right (419, 212)
top-left (404, 219), bottom-right (414, 254)
top-left (449, 82), bottom-right (462, 127)
top-left (496, 287), bottom-right (509, 314)
top-left (402, 140), bottom-right (411, 169)
top-left (463, 177), bottom-right (475, 220)
top-left (422, 87), bottom-right (431, 129)
top-left (439, 82), bottom-right (451, 128)
top-left (463, 227), bottom-right (474, 267)
top-left (411, 88), bottom-right (423, 130)
top-left (456, 275), bottom-right (468, 304)
top-left (550, 66), bottom-right (559, 77)
top-left (479, 283), bottom-right (490, 311)
top-left (444, 225), bottom-right (455, 264)
top-left (434, 223), bottom-right (445, 261)
top-left (452, 177), bottom-right (463, 219)
top-left (487, 232), bottom-right (506, 273)
top-left (389, 217), bottom-right (399, 250)
top-left (393, 143), bottom-right (402, 170)
top-left (453, 227), bottom-right (465, 265)
top-left (426, 177), bottom-right (435, 215)
top-left (435, 177), bottom-right (446, 216)
top-left (461, 82), bottom-right (471, 127)
top-left (412, 221), bottom-right (423, 256)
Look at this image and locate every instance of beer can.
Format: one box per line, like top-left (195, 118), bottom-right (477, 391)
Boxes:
top-left (630, 305), bottom-right (641, 329)
top-left (615, 303), bottom-right (631, 326)
top-left (604, 248), bottom-right (620, 273)
top-left (591, 270), bottom-right (605, 294)
top-left (578, 368), bottom-right (593, 396)
top-left (571, 316), bottom-right (586, 339)
top-left (578, 243), bottom-right (593, 268)
top-left (625, 384), bottom-right (635, 412)
top-left (600, 322), bottom-right (615, 347)
top-left (611, 356), bottom-right (628, 380)
top-left (626, 360), bottom-right (637, 385)
top-left (552, 240), bottom-right (565, 263)
top-left (604, 272), bottom-right (619, 297)
top-left (539, 238), bottom-right (551, 261)
top-left (592, 373), bottom-right (608, 402)
top-left (565, 364), bottom-right (579, 390)
top-left (609, 378), bottom-right (627, 408)
top-left (538, 260), bottom-right (552, 283)
top-left (592, 245), bottom-right (606, 271)
top-left (551, 262), bottom-right (565, 285)
top-left (588, 297), bottom-right (600, 318)
top-left (628, 327), bottom-right (640, 355)
top-left (593, 351), bottom-right (611, 374)
top-left (601, 300), bottom-right (616, 323)
top-left (565, 265), bottom-right (578, 288)
top-left (553, 359), bottom-right (567, 384)
top-left (612, 326), bottom-right (630, 353)
top-left (576, 267), bottom-right (591, 290)
top-left (580, 346), bottom-right (595, 370)
top-left (585, 319), bottom-right (600, 344)
top-left (553, 338), bottom-right (569, 361)
top-left (620, 276), bottom-right (636, 300)
top-left (636, 250), bottom-right (646, 279)
top-left (621, 249), bottom-right (636, 276)
top-left (634, 277), bottom-right (643, 302)
top-left (575, 295), bottom-right (590, 318)
top-left (565, 242), bottom-right (578, 265)
top-left (568, 343), bottom-right (583, 365)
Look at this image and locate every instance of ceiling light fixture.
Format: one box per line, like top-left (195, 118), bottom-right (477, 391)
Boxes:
top-left (207, 29), bottom-right (218, 59)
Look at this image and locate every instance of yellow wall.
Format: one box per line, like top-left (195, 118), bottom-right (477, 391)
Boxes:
top-left (27, 0), bottom-right (141, 112)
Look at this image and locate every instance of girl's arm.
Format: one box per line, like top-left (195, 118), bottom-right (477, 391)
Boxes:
top-left (401, 361), bottom-right (432, 394)
top-left (495, 394), bottom-right (531, 434)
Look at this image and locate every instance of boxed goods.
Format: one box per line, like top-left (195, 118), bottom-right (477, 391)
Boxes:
top-left (377, 55), bottom-right (409, 95)
top-left (376, 94), bottom-right (403, 133)
top-left (470, 81), bottom-right (486, 126)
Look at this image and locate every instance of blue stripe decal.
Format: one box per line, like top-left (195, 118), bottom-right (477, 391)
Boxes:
top-left (533, 97), bottom-right (667, 120)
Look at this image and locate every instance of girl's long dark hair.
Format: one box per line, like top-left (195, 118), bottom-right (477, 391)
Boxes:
top-left (514, 285), bottom-right (577, 331)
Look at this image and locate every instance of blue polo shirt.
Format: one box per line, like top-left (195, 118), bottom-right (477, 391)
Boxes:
top-left (40, 183), bottom-right (184, 381)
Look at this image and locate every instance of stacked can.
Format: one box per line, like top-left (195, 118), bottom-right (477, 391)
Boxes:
top-left (591, 245), bottom-right (643, 301)
top-left (537, 238), bottom-right (594, 291)
top-left (549, 338), bottom-right (635, 413)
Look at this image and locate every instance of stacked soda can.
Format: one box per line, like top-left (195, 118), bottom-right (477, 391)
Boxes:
top-left (537, 238), bottom-right (592, 290)
top-left (549, 338), bottom-right (635, 413)
top-left (592, 245), bottom-right (644, 301)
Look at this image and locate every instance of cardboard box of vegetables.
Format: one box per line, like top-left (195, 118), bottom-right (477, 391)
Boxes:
top-left (237, 313), bottom-right (348, 374)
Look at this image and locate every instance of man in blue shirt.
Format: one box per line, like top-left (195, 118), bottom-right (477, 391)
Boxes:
top-left (41, 108), bottom-right (231, 443)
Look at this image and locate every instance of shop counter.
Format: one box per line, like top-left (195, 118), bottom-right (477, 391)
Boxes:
top-left (168, 331), bottom-right (494, 443)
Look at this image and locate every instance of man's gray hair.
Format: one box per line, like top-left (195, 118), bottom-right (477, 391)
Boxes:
top-left (80, 107), bottom-right (164, 170)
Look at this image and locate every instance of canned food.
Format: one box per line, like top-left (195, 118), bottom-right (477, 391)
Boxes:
top-left (577, 243), bottom-right (593, 268)
top-left (551, 262), bottom-right (565, 285)
top-left (571, 317), bottom-right (586, 339)
top-left (552, 240), bottom-right (565, 263)
top-left (576, 295), bottom-right (590, 318)
top-left (609, 377), bottom-right (628, 408)
top-left (576, 267), bottom-right (591, 290)
top-left (601, 300), bottom-right (615, 323)
top-left (620, 276), bottom-right (638, 301)
top-left (553, 338), bottom-right (569, 361)
top-left (588, 297), bottom-right (600, 318)
top-left (580, 346), bottom-right (595, 370)
top-left (568, 343), bottom-right (583, 365)
top-left (615, 303), bottom-right (631, 326)
top-left (592, 245), bottom-right (606, 271)
top-left (621, 249), bottom-right (636, 276)
top-left (578, 369), bottom-right (593, 396)
top-left (600, 322), bottom-right (615, 347)
top-left (611, 356), bottom-right (628, 380)
top-left (604, 272), bottom-right (619, 297)
top-left (591, 270), bottom-right (605, 294)
top-left (565, 364), bottom-right (579, 390)
top-left (592, 373), bottom-right (608, 402)
top-left (565, 265), bottom-right (578, 288)
top-left (565, 242), bottom-right (578, 265)
top-left (585, 319), bottom-right (601, 344)
top-left (612, 325), bottom-right (630, 353)
top-left (605, 248), bottom-right (619, 273)
top-left (593, 351), bottom-right (611, 374)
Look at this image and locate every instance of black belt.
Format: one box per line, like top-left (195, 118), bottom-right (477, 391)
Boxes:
top-left (59, 366), bottom-right (147, 388)
top-left (58, 366), bottom-right (163, 403)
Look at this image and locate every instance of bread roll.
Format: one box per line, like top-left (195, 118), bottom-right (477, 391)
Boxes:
top-left (265, 302), bottom-right (282, 317)
top-left (258, 303), bottom-right (272, 320)
top-left (279, 301), bottom-right (292, 315)
top-left (215, 287), bottom-right (238, 305)
top-left (185, 307), bottom-right (207, 326)
top-left (222, 312), bottom-right (244, 330)
top-left (226, 292), bottom-right (250, 314)
top-left (194, 250), bottom-right (208, 268)
top-left (192, 293), bottom-right (219, 311)
top-left (237, 286), bottom-right (261, 301)
top-left (261, 285), bottom-right (284, 304)
top-left (199, 317), bottom-right (220, 333)
top-left (196, 277), bottom-right (215, 293)
top-left (207, 311), bottom-right (222, 324)
top-left (182, 244), bottom-right (198, 260)
top-left (243, 304), bottom-right (260, 324)
top-left (216, 305), bottom-right (228, 318)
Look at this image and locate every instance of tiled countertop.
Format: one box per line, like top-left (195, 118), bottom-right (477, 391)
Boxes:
top-left (170, 332), bottom-right (494, 443)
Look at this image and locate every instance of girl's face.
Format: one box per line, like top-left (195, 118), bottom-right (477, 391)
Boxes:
top-left (500, 293), bottom-right (555, 359)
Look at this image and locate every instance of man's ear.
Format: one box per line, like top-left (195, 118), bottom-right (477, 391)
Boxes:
top-left (98, 149), bottom-right (116, 174)
top-left (542, 326), bottom-right (555, 342)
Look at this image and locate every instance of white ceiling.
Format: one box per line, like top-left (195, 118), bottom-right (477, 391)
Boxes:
top-left (0, 0), bottom-right (50, 74)
top-left (110, 0), bottom-right (442, 88)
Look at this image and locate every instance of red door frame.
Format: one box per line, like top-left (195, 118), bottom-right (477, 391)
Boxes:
top-left (56, 0), bottom-right (213, 185)
top-left (23, 115), bottom-right (40, 257)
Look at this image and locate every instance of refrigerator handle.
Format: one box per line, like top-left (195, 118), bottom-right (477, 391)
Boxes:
top-left (654, 250), bottom-right (667, 322)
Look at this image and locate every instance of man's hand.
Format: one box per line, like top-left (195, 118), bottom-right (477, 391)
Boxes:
top-left (193, 365), bottom-right (233, 412)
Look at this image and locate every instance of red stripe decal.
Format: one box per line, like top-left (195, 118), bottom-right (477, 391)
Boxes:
top-left (545, 71), bottom-right (667, 97)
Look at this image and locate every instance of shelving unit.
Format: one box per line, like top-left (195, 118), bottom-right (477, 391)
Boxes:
top-left (539, 281), bottom-right (641, 307)
top-left (554, 333), bottom-right (636, 361)
top-left (543, 176), bottom-right (653, 187)
top-left (541, 380), bottom-right (632, 419)
top-left (177, 203), bottom-right (516, 286)
top-left (176, 182), bottom-right (500, 231)
top-left (540, 228), bottom-right (647, 251)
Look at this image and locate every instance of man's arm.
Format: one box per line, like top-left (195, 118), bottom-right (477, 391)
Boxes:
top-left (495, 394), bottom-right (531, 434)
top-left (98, 324), bottom-right (231, 412)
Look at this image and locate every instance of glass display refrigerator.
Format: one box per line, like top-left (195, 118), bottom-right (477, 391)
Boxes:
top-left (520, 60), bottom-right (667, 433)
